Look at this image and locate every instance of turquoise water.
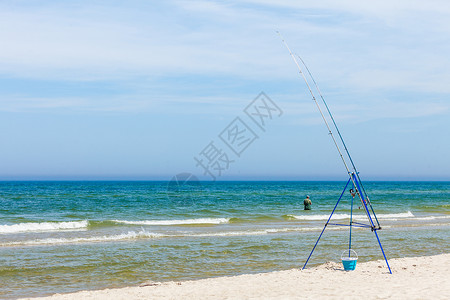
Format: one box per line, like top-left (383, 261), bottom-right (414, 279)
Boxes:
top-left (1, 181), bottom-right (449, 298)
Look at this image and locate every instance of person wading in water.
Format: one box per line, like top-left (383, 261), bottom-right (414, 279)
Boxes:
top-left (304, 195), bottom-right (312, 210)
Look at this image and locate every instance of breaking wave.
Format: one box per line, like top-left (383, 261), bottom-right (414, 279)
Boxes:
top-left (189, 227), bottom-right (327, 237)
top-left (1, 230), bottom-right (163, 246)
top-left (0, 221), bottom-right (89, 234)
top-left (287, 211), bottom-right (415, 221)
top-left (413, 215), bottom-right (450, 221)
top-left (114, 218), bottom-right (230, 226)
top-left (0, 226), bottom-right (338, 247)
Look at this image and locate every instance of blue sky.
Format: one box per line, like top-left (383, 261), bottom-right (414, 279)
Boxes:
top-left (0, 0), bottom-right (449, 180)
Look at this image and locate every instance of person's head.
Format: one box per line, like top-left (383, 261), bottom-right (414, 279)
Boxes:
top-left (306, 195), bottom-right (310, 199)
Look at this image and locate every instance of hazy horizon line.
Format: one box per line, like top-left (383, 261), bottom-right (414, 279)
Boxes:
top-left (0, 175), bottom-right (449, 182)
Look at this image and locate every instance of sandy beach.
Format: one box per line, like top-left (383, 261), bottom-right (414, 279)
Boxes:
top-left (20, 253), bottom-right (450, 300)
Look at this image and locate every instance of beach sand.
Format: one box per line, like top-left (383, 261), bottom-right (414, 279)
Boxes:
top-left (21, 254), bottom-right (450, 300)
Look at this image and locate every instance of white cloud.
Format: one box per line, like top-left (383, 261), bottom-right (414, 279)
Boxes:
top-left (0, 93), bottom-right (253, 115)
top-left (0, 0), bottom-right (450, 114)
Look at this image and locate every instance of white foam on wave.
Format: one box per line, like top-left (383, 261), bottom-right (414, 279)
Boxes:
top-left (289, 214), bottom-right (351, 221)
top-left (1, 225), bottom-right (350, 247)
top-left (2, 230), bottom-right (163, 247)
top-left (414, 215), bottom-right (450, 221)
top-left (390, 222), bottom-right (450, 229)
top-left (0, 221), bottom-right (89, 234)
top-left (186, 226), bottom-right (333, 237)
top-left (114, 218), bottom-right (230, 226)
top-left (377, 211), bottom-right (415, 219)
top-left (290, 211), bottom-right (415, 221)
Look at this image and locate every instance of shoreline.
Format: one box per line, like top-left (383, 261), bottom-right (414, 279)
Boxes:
top-left (20, 253), bottom-right (450, 300)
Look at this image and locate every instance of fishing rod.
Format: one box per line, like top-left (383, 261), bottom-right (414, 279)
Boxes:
top-left (295, 54), bottom-right (381, 228)
top-left (277, 32), bottom-right (381, 229)
top-left (276, 32), bottom-right (351, 174)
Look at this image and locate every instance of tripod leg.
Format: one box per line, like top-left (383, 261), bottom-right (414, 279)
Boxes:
top-left (302, 223), bottom-right (327, 270)
top-left (374, 229), bottom-right (392, 274)
top-left (302, 178), bottom-right (351, 270)
top-left (352, 173), bottom-right (392, 274)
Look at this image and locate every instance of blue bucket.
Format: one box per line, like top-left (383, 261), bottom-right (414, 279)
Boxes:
top-left (342, 258), bottom-right (357, 270)
top-left (341, 249), bottom-right (358, 271)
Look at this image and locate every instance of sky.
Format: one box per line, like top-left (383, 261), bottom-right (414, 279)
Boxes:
top-left (0, 0), bottom-right (449, 181)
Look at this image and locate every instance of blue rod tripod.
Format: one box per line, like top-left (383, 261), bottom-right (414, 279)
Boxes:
top-left (277, 34), bottom-right (391, 274)
top-left (302, 174), bottom-right (392, 274)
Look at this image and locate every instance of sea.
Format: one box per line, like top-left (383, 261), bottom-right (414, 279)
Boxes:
top-left (1, 181), bottom-right (449, 299)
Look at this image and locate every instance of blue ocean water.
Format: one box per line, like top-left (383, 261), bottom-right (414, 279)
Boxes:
top-left (1, 181), bottom-right (449, 298)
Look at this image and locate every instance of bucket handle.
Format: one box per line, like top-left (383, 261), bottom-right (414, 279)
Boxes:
top-left (341, 249), bottom-right (358, 260)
